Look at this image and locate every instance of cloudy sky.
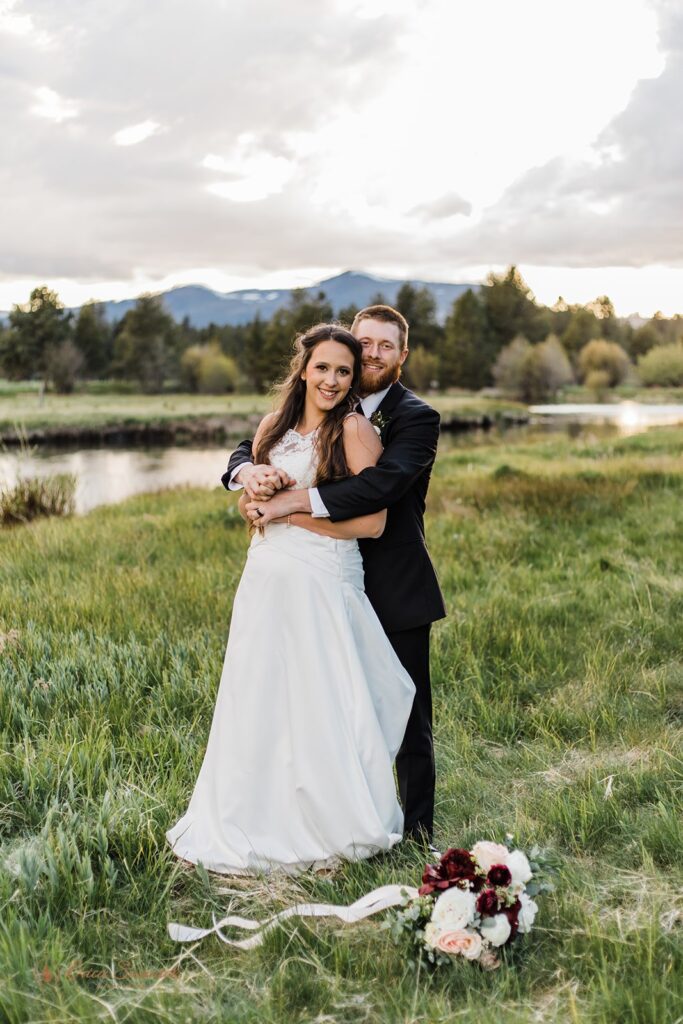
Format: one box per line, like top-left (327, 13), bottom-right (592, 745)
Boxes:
top-left (1, 0), bottom-right (680, 314)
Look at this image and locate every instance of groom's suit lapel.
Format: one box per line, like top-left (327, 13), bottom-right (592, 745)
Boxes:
top-left (374, 381), bottom-right (406, 438)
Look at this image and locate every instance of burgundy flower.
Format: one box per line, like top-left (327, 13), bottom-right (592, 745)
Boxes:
top-left (418, 847), bottom-right (482, 897)
top-left (487, 864), bottom-right (512, 888)
top-left (504, 897), bottom-right (521, 939)
top-left (476, 888), bottom-right (499, 917)
top-left (418, 863), bottom-right (451, 896)
top-left (441, 847), bottom-right (479, 882)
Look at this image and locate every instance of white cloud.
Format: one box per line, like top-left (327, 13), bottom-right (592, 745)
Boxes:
top-left (427, 1), bottom-right (681, 270)
top-left (0, 0), bottom-right (31, 35)
top-left (410, 193), bottom-right (472, 221)
top-left (30, 86), bottom-right (78, 122)
top-left (0, 0), bottom-right (49, 43)
top-left (201, 137), bottom-right (295, 202)
top-left (113, 120), bottom-right (163, 146)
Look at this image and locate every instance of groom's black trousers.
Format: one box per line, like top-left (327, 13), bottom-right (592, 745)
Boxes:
top-left (387, 624), bottom-right (434, 841)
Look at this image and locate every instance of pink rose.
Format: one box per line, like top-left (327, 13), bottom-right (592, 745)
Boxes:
top-left (435, 928), bottom-right (483, 960)
top-left (471, 840), bottom-right (509, 874)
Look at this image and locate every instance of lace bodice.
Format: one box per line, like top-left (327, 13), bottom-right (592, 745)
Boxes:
top-left (268, 428), bottom-right (320, 489)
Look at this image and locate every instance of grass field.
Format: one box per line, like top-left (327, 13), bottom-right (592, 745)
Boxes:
top-left (0, 391), bottom-right (271, 433)
top-left (0, 427), bottom-right (681, 1022)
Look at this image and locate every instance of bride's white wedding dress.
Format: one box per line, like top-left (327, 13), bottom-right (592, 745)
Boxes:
top-left (165, 426), bottom-right (416, 875)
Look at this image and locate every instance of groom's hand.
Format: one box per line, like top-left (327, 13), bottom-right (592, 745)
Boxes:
top-left (237, 464), bottom-right (296, 501)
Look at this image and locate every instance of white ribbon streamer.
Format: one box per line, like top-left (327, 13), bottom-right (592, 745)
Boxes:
top-left (168, 883), bottom-right (420, 949)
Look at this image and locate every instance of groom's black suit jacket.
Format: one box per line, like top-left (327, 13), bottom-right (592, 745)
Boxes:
top-left (222, 381), bottom-right (446, 634)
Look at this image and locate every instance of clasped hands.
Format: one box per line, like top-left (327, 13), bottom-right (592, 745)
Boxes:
top-left (239, 464), bottom-right (299, 526)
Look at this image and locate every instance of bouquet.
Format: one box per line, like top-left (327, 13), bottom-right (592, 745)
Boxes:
top-left (383, 838), bottom-right (554, 970)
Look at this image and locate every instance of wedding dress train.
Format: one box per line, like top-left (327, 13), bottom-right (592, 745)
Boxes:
top-left (165, 427), bottom-right (416, 875)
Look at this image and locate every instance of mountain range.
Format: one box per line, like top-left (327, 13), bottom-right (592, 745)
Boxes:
top-left (1, 271), bottom-right (477, 328)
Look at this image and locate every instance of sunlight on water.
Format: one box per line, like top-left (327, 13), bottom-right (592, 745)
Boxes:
top-left (529, 402), bottom-right (683, 436)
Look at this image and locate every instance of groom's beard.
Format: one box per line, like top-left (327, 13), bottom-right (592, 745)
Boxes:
top-left (359, 361), bottom-right (401, 396)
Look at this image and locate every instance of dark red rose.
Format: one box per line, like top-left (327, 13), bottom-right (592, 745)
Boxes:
top-left (504, 897), bottom-right (521, 939)
top-left (476, 888), bottom-right (499, 916)
top-left (441, 848), bottom-right (479, 882)
top-left (487, 864), bottom-right (512, 888)
top-left (418, 847), bottom-right (482, 896)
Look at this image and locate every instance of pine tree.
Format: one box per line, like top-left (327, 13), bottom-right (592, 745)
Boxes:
top-left (395, 283), bottom-right (442, 353)
top-left (441, 289), bottom-right (490, 388)
top-left (111, 295), bottom-right (175, 392)
top-left (1, 286), bottom-right (72, 381)
top-left (73, 302), bottom-right (111, 378)
top-left (480, 266), bottom-right (545, 355)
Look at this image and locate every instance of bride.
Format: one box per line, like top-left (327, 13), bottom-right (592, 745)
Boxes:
top-left (165, 323), bottom-right (416, 875)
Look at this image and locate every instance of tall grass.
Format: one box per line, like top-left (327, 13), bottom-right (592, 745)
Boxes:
top-left (0, 427), bottom-right (681, 1021)
top-left (0, 473), bottom-right (75, 526)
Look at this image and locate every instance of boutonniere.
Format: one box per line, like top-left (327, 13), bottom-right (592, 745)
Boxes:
top-left (370, 410), bottom-right (391, 437)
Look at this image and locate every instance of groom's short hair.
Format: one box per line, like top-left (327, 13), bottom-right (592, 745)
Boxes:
top-left (352, 305), bottom-right (409, 350)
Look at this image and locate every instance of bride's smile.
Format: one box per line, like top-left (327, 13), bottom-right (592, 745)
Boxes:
top-left (300, 339), bottom-right (354, 418)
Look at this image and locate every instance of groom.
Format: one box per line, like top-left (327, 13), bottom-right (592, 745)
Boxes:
top-left (222, 304), bottom-right (446, 844)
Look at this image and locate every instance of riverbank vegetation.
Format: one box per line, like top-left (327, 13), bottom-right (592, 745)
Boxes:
top-left (0, 472), bottom-right (75, 526)
top-left (0, 390), bottom-right (527, 444)
top-left (2, 269), bottom-right (683, 400)
top-left (0, 425), bottom-right (680, 1021)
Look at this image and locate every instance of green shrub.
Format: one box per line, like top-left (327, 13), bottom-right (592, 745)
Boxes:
top-left (197, 350), bottom-right (238, 394)
top-left (405, 345), bottom-right (439, 391)
top-left (637, 342), bottom-right (683, 386)
top-left (179, 344), bottom-right (203, 390)
top-left (44, 339), bottom-right (84, 394)
top-left (578, 339), bottom-right (631, 386)
top-left (586, 369), bottom-right (611, 399)
top-left (0, 473), bottom-right (76, 525)
top-left (493, 333), bottom-right (573, 401)
top-left (180, 341), bottom-right (238, 393)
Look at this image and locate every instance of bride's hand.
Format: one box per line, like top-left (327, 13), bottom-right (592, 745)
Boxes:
top-left (245, 488), bottom-right (299, 525)
top-left (238, 464), bottom-right (296, 501)
top-left (245, 500), bottom-right (279, 526)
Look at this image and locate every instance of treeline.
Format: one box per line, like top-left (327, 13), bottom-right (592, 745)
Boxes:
top-left (1, 267), bottom-right (682, 396)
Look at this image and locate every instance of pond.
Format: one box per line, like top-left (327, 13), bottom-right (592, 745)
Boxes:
top-left (2, 405), bottom-right (681, 515)
top-left (0, 445), bottom-right (235, 515)
top-left (529, 401), bottom-right (683, 433)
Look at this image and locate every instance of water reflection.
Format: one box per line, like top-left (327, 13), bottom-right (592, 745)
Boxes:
top-left (529, 401), bottom-right (683, 436)
top-left (0, 446), bottom-right (232, 514)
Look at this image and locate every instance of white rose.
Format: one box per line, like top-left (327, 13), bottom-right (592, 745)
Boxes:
top-left (373, 424), bottom-right (381, 435)
top-left (505, 849), bottom-right (532, 887)
top-left (471, 840), bottom-right (509, 874)
top-left (480, 913), bottom-right (512, 947)
top-left (517, 892), bottom-right (538, 934)
top-left (423, 921), bottom-right (442, 949)
top-left (431, 887), bottom-right (477, 931)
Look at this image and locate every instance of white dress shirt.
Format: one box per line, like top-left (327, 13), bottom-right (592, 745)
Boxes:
top-left (228, 384), bottom-right (392, 518)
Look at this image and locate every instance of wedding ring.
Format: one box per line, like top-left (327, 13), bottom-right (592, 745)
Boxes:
top-left (255, 507), bottom-right (264, 518)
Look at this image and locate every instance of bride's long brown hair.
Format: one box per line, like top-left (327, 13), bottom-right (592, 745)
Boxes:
top-left (254, 323), bottom-right (362, 486)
